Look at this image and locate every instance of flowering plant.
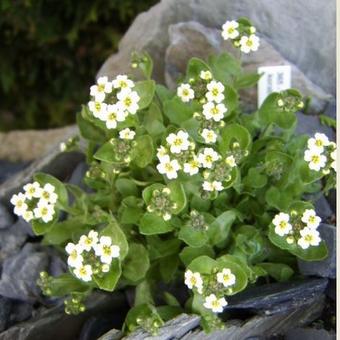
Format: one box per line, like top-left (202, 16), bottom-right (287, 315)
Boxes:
top-left (11, 17), bottom-right (336, 334)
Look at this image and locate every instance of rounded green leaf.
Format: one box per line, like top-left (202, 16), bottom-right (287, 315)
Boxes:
top-left (94, 260), bottom-right (121, 292)
top-left (188, 255), bottom-right (217, 274)
top-left (257, 262), bottom-right (294, 282)
top-left (208, 211), bottom-right (236, 246)
top-left (131, 135), bottom-right (154, 168)
top-left (142, 183), bottom-right (165, 204)
top-left (168, 181), bottom-right (187, 214)
top-left (178, 225), bottom-right (208, 248)
top-left (134, 80), bottom-right (155, 110)
top-left (139, 212), bottom-right (174, 235)
top-left (218, 123), bottom-right (252, 154)
top-left (32, 216), bottom-right (57, 236)
top-left (163, 97), bottom-right (195, 125)
top-left (186, 57), bottom-right (211, 79)
top-left (216, 255), bottom-right (248, 294)
top-left (180, 246), bottom-right (215, 267)
top-left (115, 178), bottom-right (138, 197)
top-left (123, 243), bottom-right (150, 282)
top-left (93, 140), bottom-right (120, 164)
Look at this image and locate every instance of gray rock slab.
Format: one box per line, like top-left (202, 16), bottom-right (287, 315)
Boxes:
top-left (0, 204), bottom-right (13, 230)
top-left (0, 244), bottom-right (48, 303)
top-left (285, 327), bottom-right (336, 340)
top-left (298, 224), bottom-right (336, 279)
top-left (98, 0), bottom-right (335, 95)
top-left (0, 297), bottom-right (12, 333)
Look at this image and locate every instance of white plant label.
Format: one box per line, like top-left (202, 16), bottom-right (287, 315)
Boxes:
top-left (257, 65), bottom-right (291, 107)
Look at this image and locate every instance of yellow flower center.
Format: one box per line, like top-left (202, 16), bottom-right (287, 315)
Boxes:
top-left (41, 207), bottom-right (48, 216)
top-left (246, 39), bottom-right (253, 47)
top-left (212, 88), bottom-right (219, 96)
top-left (98, 84), bottom-right (105, 92)
top-left (174, 138), bottom-right (183, 146)
top-left (279, 221), bottom-right (287, 229)
top-left (95, 102), bottom-right (101, 111)
top-left (108, 113), bottom-right (116, 121)
top-left (190, 277), bottom-right (197, 285)
top-left (42, 191), bottom-right (50, 200)
top-left (119, 81), bottom-right (127, 88)
top-left (304, 235), bottom-right (313, 242)
top-left (182, 89), bottom-right (189, 96)
top-left (211, 300), bottom-right (219, 308)
top-left (228, 27), bottom-right (235, 34)
top-left (124, 97), bottom-right (132, 107)
top-left (79, 267), bottom-right (87, 276)
top-left (70, 250), bottom-right (78, 260)
top-left (311, 155), bottom-right (320, 164)
top-left (205, 155), bottom-right (213, 163)
top-left (165, 163), bottom-right (174, 172)
top-left (103, 245), bottom-right (112, 256)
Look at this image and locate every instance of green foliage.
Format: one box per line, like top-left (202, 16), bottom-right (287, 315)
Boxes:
top-left (18, 15), bottom-right (336, 336)
top-left (0, 0), bottom-right (158, 130)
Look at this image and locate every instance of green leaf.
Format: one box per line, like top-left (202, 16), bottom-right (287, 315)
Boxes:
top-left (32, 217), bottom-right (57, 236)
top-left (243, 168), bottom-right (267, 189)
top-left (208, 211), bottom-right (236, 246)
top-left (168, 181), bottom-right (187, 214)
top-left (93, 140), bottom-right (120, 164)
top-left (135, 280), bottom-right (154, 306)
top-left (186, 57), bottom-right (211, 79)
top-left (101, 220), bottom-right (129, 260)
top-left (268, 225), bottom-right (328, 261)
top-left (139, 213), bottom-right (173, 235)
top-left (34, 172), bottom-right (68, 208)
top-left (257, 262), bottom-right (294, 282)
top-left (134, 80), bottom-right (155, 110)
top-left (179, 245), bottom-right (215, 266)
top-left (265, 151), bottom-right (293, 187)
top-left (131, 135), bottom-right (154, 168)
top-left (43, 218), bottom-right (86, 245)
top-left (163, 292), bottom-right (181, 307)
top-left (47, 273), bottom-right (90, 296)
top-left (142, 183), bottom-right (166, 204)
top-left (188, 255), bottom-right (217, 274)
top-left (219, 123), bottom-right (252, 154)
top-left (163, 97), bottom-right (194, 125)
top-left (319, 114), bottom-right (336, 129)
top-left (123, 243), bottom-right (150, 282)
top-left (216, 254), bottom-right (249, 294)
top-left (208, 53), bottom-right (241, 82)
top-left (224, 85), bottom-right (239, 113)
top-left (77, 110), bottom-right (105, 142)
top-left (179, 225), bottom-right (208, 248)
top-left (265, 186), bottom-right (292, 211)
top-left (115, 178), bottom-right (138, 197)
top-left (299, 161), bottom-right (323, 184)
top-left (234, 72), bottom-right (261, 89)
top-left (143, 102), bottom-right (165, 137)
top-left (94, 260), bottom-right (121, 292)
top-left (147, 237), bottom-right (181, 260)
top-left (119, 196), bottom-right (144, 225)
top-left (160, 254), bottom-right (179, 283)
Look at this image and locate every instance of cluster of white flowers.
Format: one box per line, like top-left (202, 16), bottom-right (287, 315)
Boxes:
top-left (272, 208), bottom-right (322, 250)
top-left (221, 20), bottom-right (259, 53)
top-left (88, 75), bottom-right (140, 130)
top-left (65, 230), bottom-right (120, 282)
top-left (11, 182), bottom-right (58, 223)
top-left (304, 133), bottom-right (336, 172)
top-left (146, 187), bottom-right (177, 221)
top-left (184, 267), bottom-right (236, 313)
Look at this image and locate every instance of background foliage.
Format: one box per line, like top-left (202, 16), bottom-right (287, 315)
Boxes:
top-left (0, 0), bottom-right (158, 131)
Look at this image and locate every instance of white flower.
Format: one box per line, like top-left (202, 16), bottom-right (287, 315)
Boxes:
top-left (202, 180), bottom-right (224, 192)
top-left (74, 264), bottom-right (93, 282)
top-left (217, 268), bottom-right (236, 287)
top-left (117, 88), bottom-right (140, 114)
top-left (60, 142), bottom-right (67, 152)
top-left (183, 156), bottom-right (200, 176)
top-left (94, 236), bottom-right (120, 264)
top-left (156, 146), bottom-right (169, 161)
top-left (103, 104), bottom-right (127, 129)
top-left (65, 242), bottom-right (84, 268)
top-left (221, 20), bottom-right (239, 40)
top-left (119, 128), bottom-right (135, 140)
top-left (203, 294), bottom-right (227, 313)
top-left (200, 70), bottom-right (212, 81)
top-left (307, 133), bottom-right (330, 153)
top-left (11, 193), bottom-right (28, 216)
top-left (79, 230), bottom-right (99, 252)
top-left (277, 99), bottom-right (284, 107)
top-left (225, 155), bottom-right (236, 167)
top-left (88, 101), bottom-right (107, 120)
top-left (33, 201), bottom-right (55, 223)
top-left (112, 75), bottom-right (134, 89)
top-left (201, 129), bottom-right (217, 144)
top-left (90, 76), bottom-right (112, 102)
top-left (166, 130), bottom-right (190, 154)
top-left (102, 264), bottom-right (110, 273)
top-left (177, 83), bottom-right (195, 102)
top-left (304, 149), bottom-right (327, 171)
top-left (184, 270), bottom-right (203, 293)
top-left (38, 183), bottom-right (58, 205)
top-left (23, 182), bottom-right (41, 200)
top-left (157, 155), bottom-right (181, 179)
top-left (206, 81), bottom-right (225, 103)
top-left (202, 102), bottom-right (227, 121)
top-left (301, 209), bottom-right (321, 229)
top-left (272, 212), bottom-right (292, 236)
top-left (297, 227), bottom-right (321, 249)
top-left (239, 34), bottom-right (260, 53)
top-left (198, 148), bottom-right (220, 168)
top-left (22, 210), bottom-right (34, 222)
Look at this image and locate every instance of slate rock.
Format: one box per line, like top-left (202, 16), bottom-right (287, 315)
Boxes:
top-left (285, 327), bottom-right (336, 340)
top-left (67, 162), bottom-right (88, 189)
top-left (0, 292), bottom-right (127, 340)
top-left (224, 278), bottom-right (328, 315)
top-left (0, 296), bottom-right (12, 332)
top-left (11, 218), bottom-right (35, 237)
top-left (0, 222), bottom-right (28, 262)
top-left (0, 204), bottom-right (13, 230)
top-left (0, 161), bottom-right (29, 186)
top-left (164, 21), bottom-right (332, 114)
top-left (98, 0), bottom-right (335, 95)
top-left (8, 301), bottom-right (34, 326)
top-left (313, 195), bottom-right (334, 221)
top-left (298, 224), bottom-right (336, 279)
top-left (0, 243), bottom-right (48, 302)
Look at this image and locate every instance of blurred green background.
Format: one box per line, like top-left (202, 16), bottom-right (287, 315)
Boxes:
top-left (0, 0), bottom-right (158, 131)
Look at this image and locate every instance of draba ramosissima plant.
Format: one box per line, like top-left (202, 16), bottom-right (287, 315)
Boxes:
top-left (11, 17), bottom-right (336, 334)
